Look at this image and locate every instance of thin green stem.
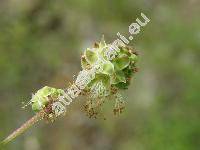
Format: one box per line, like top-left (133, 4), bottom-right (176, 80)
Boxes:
top-left (1, 111), bottom-right (44, 146)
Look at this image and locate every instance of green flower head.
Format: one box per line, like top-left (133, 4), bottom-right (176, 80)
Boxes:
top-left (81, 37), bottom-right (139, 117)
top-left (81, 38), bottom-right (138, 96)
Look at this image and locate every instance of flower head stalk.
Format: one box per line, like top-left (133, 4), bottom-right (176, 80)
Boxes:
top-left (1, 37), bottom-right (139, 145)
top-left (1, 111), bottom-right (44, 146)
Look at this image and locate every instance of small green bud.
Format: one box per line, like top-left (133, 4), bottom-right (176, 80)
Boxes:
top-left (112, 71), bottom-right (126, 84)
top-left (130, 54), bottom-right (138, 63)
top-left (85, 49), bottom-right (98, 65)
top-left (102, 61), bottom-right (114, 75)
top-left (31, 86), bottom-right (64, 113)
top-left (81, 56), bottom-right (89, 69)
top-left (32, 101), bottom-right (42, 112)
top-left (112, 54), bottom-right (130, 70)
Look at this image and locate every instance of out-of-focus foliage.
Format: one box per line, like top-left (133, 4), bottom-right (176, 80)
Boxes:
top-left (0, 0), bottom-right (199, 150)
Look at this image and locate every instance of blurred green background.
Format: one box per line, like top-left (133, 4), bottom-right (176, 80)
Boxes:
top-left (0, 0), bottom-right (199, 150)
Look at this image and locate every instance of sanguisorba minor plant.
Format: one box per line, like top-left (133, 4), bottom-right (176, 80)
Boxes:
top-left (1, 37), bottom-right (139, 146)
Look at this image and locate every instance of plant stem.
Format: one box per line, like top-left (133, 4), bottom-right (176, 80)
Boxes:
top-left (1, 111), bottom-right (44, 146)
